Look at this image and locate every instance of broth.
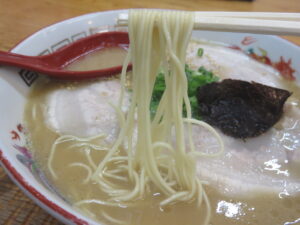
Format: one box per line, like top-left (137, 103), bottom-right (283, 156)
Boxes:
top-left (65, 47), bottom-right (127, 71)
top-left (24, 41), bottom-right (300, 225)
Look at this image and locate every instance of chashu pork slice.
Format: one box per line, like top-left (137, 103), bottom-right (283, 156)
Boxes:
top-left (193, 103), bottom-right (300, 197)
top-left (45, 79), bottom-right (130, 145)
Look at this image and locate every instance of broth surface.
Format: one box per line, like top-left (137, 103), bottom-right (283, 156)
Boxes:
top-left (65, 47), bottom-right (127, 71)
top-left (24, 40), bottom-right (300, 225)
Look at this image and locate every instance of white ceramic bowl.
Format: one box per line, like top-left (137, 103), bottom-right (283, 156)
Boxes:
top-left (0, 10), bottom-right (299, 225)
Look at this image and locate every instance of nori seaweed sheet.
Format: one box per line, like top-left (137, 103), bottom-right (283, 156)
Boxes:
top-left (196, 79), bottom-right (292, 139)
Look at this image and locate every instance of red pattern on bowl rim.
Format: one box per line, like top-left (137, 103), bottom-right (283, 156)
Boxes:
top-left (0, 150), bottom-right (89, 225)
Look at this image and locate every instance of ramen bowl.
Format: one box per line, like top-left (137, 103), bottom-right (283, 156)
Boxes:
top-left (0, 10), bottom-right (299, 225)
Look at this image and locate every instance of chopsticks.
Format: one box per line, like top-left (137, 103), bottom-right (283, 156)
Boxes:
top-left (117, 12), bottom-right (300, 36)
top-left (189, 12), bottom-right (300, 21)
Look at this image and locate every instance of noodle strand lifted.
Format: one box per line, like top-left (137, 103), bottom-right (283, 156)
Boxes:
top-left (48, 9), bottom-right (224, 225)
top-left (90, 10), bottom-right (223, 224)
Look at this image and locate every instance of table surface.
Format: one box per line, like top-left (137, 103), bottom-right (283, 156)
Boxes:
top-left (0, 0), bottom-right (299, 224)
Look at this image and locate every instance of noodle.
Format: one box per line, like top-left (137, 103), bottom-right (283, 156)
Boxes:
top-left (68, 162), bottom-right (93, 184)
top-left (47, 9), bottom-right (224, 225)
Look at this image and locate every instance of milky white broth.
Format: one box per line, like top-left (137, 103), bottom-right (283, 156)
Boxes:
top-left (65, 47), bottom-right (127, 71)
top-left (24, 39), bottom-right (300, 225)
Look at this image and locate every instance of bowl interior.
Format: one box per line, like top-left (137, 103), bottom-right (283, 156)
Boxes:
top-left (0, 9), bottom-right (299, 225)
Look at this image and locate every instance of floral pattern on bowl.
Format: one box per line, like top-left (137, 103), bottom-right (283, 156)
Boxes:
top-left (229, 36), bottom-right (296, 81)
top-left (10, 123), bottom-right (68, 202)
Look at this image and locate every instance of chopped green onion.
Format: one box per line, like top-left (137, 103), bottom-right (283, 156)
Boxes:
top-left (150, 64), bottom-right (219, 119)
top-left (197, 48), bottom-right (204, 57)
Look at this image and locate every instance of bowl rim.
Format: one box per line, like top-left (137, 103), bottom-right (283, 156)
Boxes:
top-left (0, 9), bottom-right (300, 225)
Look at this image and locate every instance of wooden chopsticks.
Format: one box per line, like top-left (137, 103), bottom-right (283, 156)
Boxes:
top-left (191, 12), bottom-right (300, 21)
top-left (117, 12), bottom-right (300, 36)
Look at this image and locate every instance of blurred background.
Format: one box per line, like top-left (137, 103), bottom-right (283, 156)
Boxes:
top-left (0, 0), bottom-right (299, 224)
